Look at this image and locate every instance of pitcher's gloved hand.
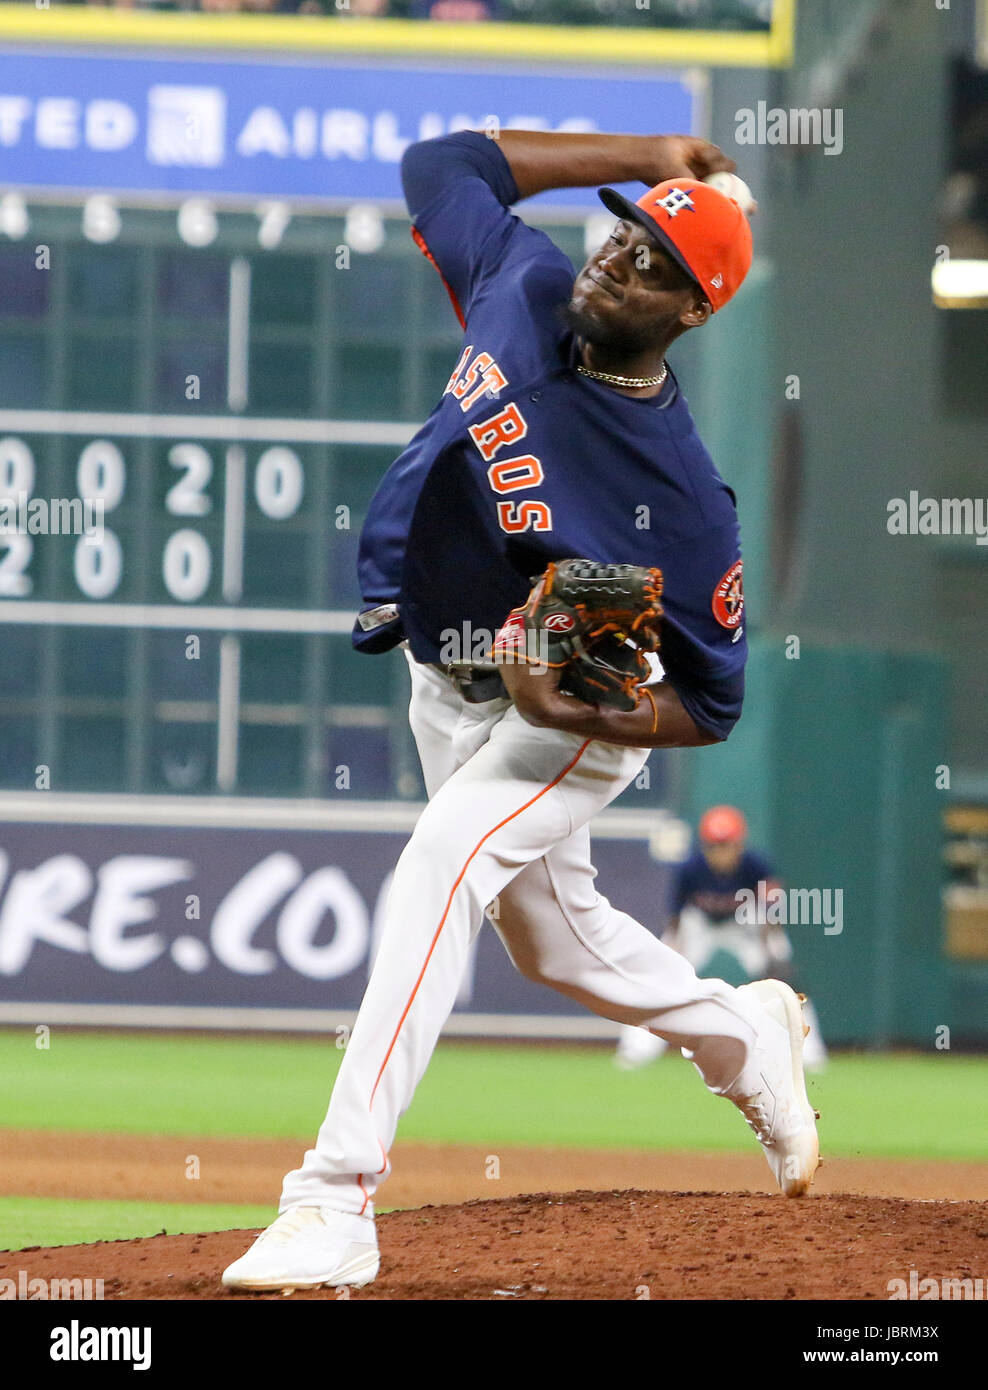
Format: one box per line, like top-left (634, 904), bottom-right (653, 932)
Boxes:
top-left (491, 559), bottom-right (664, 712)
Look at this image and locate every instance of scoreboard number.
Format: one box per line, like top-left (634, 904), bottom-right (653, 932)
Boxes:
top-left (78, 440), bottom-right (126, 510)
top-left (0, 436), bottom-right (35, 497)
top-left (74, 529), bottom-right (123, 601)
top-left (163, 528), bottom-right (213, 604)
top-left (0, 437), bottom-right (308, 604)
top-left (75, 440), bottom-right (126, 599)
top-left (0, 437), bottom-right (36, 596)
top-left (255, 448), bottom-right (304, 520)
top-left (177, 199), bottom-right (219, 249)
top-left (167, 444), bottom-right (213, 517)
top-left (0, 535), bottom-right (32, 598)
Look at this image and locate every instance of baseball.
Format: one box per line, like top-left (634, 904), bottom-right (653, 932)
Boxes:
top-left (704, 170), bottom-right (759, 217)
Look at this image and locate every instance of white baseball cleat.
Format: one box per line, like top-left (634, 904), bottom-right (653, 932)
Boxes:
top-left (728, 979), bottom-right (820, 1198)
top-left (221, 1206), bottom-right (380, 1291)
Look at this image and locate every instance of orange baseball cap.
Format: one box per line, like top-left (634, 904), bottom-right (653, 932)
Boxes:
top-left (597, 178), bottom-right (753, 312)
top-left (699, 805), bottom-right (748, 844)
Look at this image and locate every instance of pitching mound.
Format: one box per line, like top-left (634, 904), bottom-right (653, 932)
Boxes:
top-left (6, 1189), bottom-right (986, 1300)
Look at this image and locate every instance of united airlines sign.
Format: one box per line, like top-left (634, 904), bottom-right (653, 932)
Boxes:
top-left (0, 51), bottom-right (697, 206)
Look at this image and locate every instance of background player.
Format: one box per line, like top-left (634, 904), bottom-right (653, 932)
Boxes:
top-left (222, 127), bottom-right (820, 1292)
top-left (616, 804), bottom-right (828, 1070)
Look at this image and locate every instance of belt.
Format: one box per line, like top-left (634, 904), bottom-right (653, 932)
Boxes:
top-left (357, 605), bottom-right (507, 703)
top-left (434, 664), bottom-right (507, 704)
top-left (356, 602), bottom-right (400, 632)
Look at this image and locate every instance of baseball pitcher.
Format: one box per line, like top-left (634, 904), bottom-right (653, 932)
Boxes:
top-left (223, 128), bottom-right (820, 1292)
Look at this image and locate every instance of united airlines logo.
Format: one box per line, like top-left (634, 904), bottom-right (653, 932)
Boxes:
top-left (146, 86), bottom-right (226, 168)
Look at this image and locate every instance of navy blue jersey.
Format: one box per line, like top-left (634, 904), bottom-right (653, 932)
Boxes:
top-left (354, 131), bottom-right (748, 739)
top-left (672, 849), bottom-right (775, 922)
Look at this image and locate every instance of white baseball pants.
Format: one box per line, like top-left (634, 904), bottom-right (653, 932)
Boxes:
top-left (279, 653), bottom-right (771, 1217)
top-left (617, 913), bottom-right (828, 1069)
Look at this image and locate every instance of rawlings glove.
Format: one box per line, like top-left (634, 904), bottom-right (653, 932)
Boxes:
top-left (492, 559), bottom-right (664, 713)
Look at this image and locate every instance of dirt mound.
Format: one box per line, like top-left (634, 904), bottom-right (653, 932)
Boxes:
top-left (5, 1189), bottom-right (986, 1300)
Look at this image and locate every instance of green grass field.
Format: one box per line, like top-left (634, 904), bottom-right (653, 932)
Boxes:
top-left (0, 1197), bottom-right (276, 1255)
top-left (1, 1029), bottom-right (985, 1250)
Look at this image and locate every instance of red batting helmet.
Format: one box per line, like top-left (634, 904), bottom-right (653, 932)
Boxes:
top-left (698, 805), bottom-right (748, 845)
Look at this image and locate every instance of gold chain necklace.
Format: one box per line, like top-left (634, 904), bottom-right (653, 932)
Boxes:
top-left (576, 361), bottom-right (668, 390)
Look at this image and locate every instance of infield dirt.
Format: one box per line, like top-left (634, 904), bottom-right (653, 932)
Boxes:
top-left (4, 1190), bottom-right (987, 1300)
top-left (4, 1129), bottom-right (988, 1205)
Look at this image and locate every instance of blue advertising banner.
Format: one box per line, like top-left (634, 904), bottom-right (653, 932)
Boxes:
top-left (0, 50), bottom-right (698, 207)
top-left (0, 812), bottom-right (677, 1034)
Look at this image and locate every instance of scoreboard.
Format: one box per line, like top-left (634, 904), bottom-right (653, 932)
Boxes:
top-left (0, 198), bottom-right (598, 805)
top-left (0, 434), bottom-right (403, 802)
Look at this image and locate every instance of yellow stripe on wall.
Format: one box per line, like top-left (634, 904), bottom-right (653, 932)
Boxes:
top-left (0, 3), bottom-right (794, 69)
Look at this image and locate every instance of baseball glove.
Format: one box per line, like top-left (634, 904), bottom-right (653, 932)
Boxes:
top-left (492, 559), bottom-right (664, 712)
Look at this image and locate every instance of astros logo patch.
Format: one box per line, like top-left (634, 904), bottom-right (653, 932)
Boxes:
top-left (712, 560), bottom-right (744, 628)
top-left (656, 188), bottom-right (695, 218)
